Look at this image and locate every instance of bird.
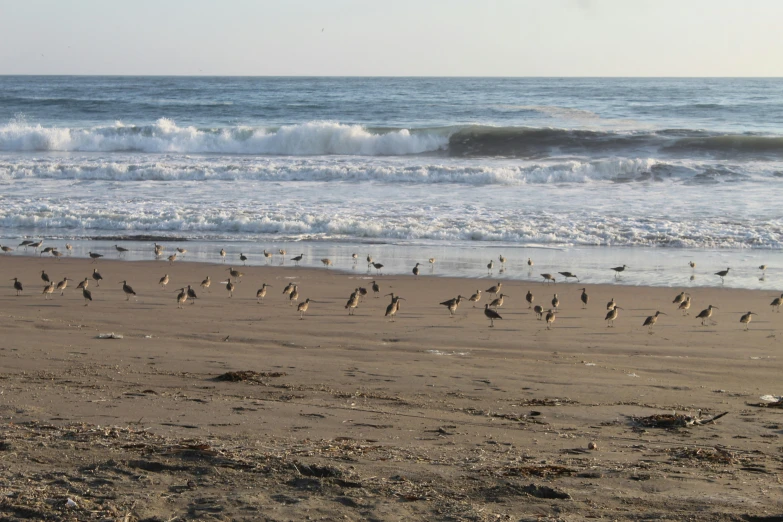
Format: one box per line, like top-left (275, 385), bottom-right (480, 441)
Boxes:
top-left (358, 287), bottom-right (368, 300)
top-left (176, 247), bottom-right (187, 256)
top-left (605, 305), bottom-right (623, 327)
top-left (88, 251), bottom-right (103, 263)
top-left (227, 267), bottom-right (243, 282)
top-left (76, 278), bottom-right (89, 290)
top-left (352, 253), bottom-right (358, 264)
top-left (740, 311), bottom-right (756, 331)
top-left (17, 240), bottom-right (32, 250)
top-left (672, 291), bottom-right (687, 305)
top-left (412, 262), bottom-right (421, 278)
top-left (533, 305), bottom-right (544, 320)
top-left (291, 254), bottom-right (305, 266)
top-left (366, 254), bottom-right (373, 267)
top-left (643, 311), bottom-right (666, 334)
top-left (282, 282), bottom-right (295, 296)
top-left (486, 282), bottom-right (502, 296)
top-left (82, 287), bottom-right (92, 306)
top-left (240, 253), bottom-right (248, 265)
top-left (159, 274), bottom-right (169, 288)
top-left (40, 246), bottom-right (54, 256)
top-left (224, 279), bottom-right (236, 298)
top-left (41, 270), bottom-right (50, 284)
top-left (715, 268), bottom-right (730, 283)
top-left (263, 250), bottom-right (273, 263)
top-left (42, 282), bottom-right (54, 299)
top-left (176, 288), bottom-right (188, 308)
top-left (610, 265), bottom-right (628, 278)
top-left (580, 288), bottom-right (588, 308)
top-left (525, 290), bottom-right (534, 308)
top-left (114, 245), bottom-right (128, 257)
top-left (558, 271), bottom-right (579, 282)
top-left (440, 295), bottom-right (465, 316)
top-left (759, 264), bottom-right (767, 274)
top-left (484, 304), bottom-right (502, 327)
top-left (371, 281), bottom-right (380, 297)
top-left (153, 243), bottom-right (164, 257)
top-left (65, 243), bottom-right (72, 254)
top-left (92, 268), bottom-right (103, 286)
top-left (200, 276), bottom-right (211, 291)
top-left (220, 248), bottom-right (226, 262)
top-left (321, 258), bottom-right (333, 268)
top-left (499, 255), bottom-right (506, 265)
top-left (606, 297), bottom-right (616, 310)
top-left (51, 249), bottom-right (62, 260)
top-left (289, 285), bottom-right (300, 306)
top-left (119, 280), bottom-right (136, 301)
top-left (490, 293), bottom-right (509, 309)
top-left (0, 245), bottom-right (13, 254)
top-left (551, 293), bottom-right (559, 309)
top-left (167, 253), bottom-right (177, 265)
top-left (372, 262), bottom-right (384, 274)
top-left (297, 298), bottom-right (311, 319)
top-left (279, 248), bottom-right (287, 257)
top-left (695, 305), bottom-right (718, 326)
top-left (545, 309), bottom-right (557, 330)
top-left (345, 293), bottom-right (360, 315)
top-left (770, 293), bottom-right (783, 312)
top-left (487, 260), bottom-right (494, 274)
top-left (55, 277), bottom-right (70, 295)
top-left (689, 261), bottom-right (696, 269)
top-left (527, 258), bottom-right (534, 267)
top-left (256, 283), bottom-right (271, 303)
top-left (678, 296), bottom-right (692, 316)
top-left (469, 289), bottom-right (482, 306)
top-left (186, 284), bottom-right (198, 303)
top-left (428, 258), bottom-right (436, 266)
top-left (385, 294), bottom-right (405, 321)
top-left (30, 240), bottom-right (43, 251)
top-left (541, 273), bottom-right (556, 285)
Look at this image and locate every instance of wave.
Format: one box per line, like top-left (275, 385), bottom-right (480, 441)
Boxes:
top-left (1, 118), bottom-right (782, 159)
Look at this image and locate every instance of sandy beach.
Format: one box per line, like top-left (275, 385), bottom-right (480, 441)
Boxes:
top-left (1, 255), bottom-right (782, 521)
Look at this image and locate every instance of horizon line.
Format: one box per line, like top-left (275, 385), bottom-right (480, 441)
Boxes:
top-left (1, 74), bottom-right (782, 79)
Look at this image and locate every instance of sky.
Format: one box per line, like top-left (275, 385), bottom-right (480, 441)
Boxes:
top-left (0, 0), bottom-right (781, 76)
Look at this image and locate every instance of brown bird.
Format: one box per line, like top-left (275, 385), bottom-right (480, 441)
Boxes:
top-left (256, 283), bottom-right (271, 303)
top-left (291, 254), bottom-right (305, 266)
top-left (695, 305), bottom-right (718, 326)
top-left (486, 282), bottom-right (502, 296)
top-left (82, 287), bottom-right (92, 306)
top-left (159, 274), bottom-right (169, 288)
top-left (11, 277), bottom-right (23, 296)
top-left (289, 285), bottom-right (300, 306)
top-left (484, 303), bottom-right (502, 327)
top-left (385, 294), bottom-right (404, 321)
top-left (176, 287), bottom-right (188, 308)
top-left (643, 311), bottom-right (666, 333)
top-left (76, 277), bottom-right (89, 290)
top-left (56, 277), bottom-right (71, 295)
top-left (740, 311), bottom-right (756, 331)
top-left (371, 280), bottom-right (380, 297)
top-left (186, 284), bottom-right (198, 303)
top-left (545, 309), bottom-right (557, 330)
top-left (440, 295), bottom-right (465, 316)
top-left (119, 280), bottom-right (136, 301)
top-left (714, 268), bottom-right (730, 283)
top-left (41, 270), bottom-right (50, 283)
top-left (541, 273), bottom-right (556, 285)
top-left (42, 282), bottom-right (54, 299)
top-left (533, 305), bottom-right (544, 320)
top-left (580, 288), bottom-right (588, 308)
top-left (605, 305), bottom-right (622, 327)
top-left (770, 293), bottom-right (783, 312)
top-left (558, 271), bottom-right (579, 282)
top-left (297, 298), bottom-right (311, 319)
top-left (469, 289), bottom-right (482, 306)
top-left (88, 251), bottom-right (103, 263)
top-left (525, 290), bottom-right (534, 308)
top-left (92, 268), bottom-right (103, 286)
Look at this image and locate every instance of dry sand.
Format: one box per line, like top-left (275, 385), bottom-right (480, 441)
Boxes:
top-left (0, 255), bottom-right (782, 521)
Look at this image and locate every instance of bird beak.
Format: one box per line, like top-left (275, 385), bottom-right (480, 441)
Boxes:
top-left (660, 312), bottom-right (667, 315)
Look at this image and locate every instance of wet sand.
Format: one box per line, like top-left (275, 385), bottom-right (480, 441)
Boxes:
top-left (1, 255), bottom-right (782, 521)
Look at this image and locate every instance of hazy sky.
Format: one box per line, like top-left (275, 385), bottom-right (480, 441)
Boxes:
top-left (1, 0), bottom-right (781, 76)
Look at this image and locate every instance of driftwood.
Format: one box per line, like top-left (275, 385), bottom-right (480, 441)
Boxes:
top-left (633, 411), bottom-right (729, 429)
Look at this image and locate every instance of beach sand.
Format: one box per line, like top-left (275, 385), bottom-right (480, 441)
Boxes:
top-left (1, 255), bottom-right (781, 521)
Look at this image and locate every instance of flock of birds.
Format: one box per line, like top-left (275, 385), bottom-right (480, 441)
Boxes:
top-left (1, 241), bottom-right (777, 331)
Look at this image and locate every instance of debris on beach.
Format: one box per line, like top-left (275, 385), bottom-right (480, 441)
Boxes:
top-left (214, 370), bottom-right (287, 382)
top-left (632, 411), bottom-right (729, 429)
top-left (96, 332), bottom-right (123, 339)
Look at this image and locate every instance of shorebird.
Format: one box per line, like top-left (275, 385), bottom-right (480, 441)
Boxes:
top-left (366, 254), bottom-right (373, 267)
top-left (227, 267), bottom-right (243, 282)
top-left (412, 262), bottom-right (421, 278)
top-left (533, 305), bottom-right (544, 320)
top-left (82, 286), bottom-right (92, 306)
top-left (56, 277), bottom-right (71, 295)
top-left (186, 284), bottom-right (197, 303)
top-left (606, 297), bottom-right (615, 310)
top-left (240, 253), bottom-right (248, 265)
top-left (605, 305), bottom-right (623, 327)
top-left (541, 273), bottom-right (556, 285)
top-left (51, 249), bottom-right (62, 260)
top-left (429, 257), bottom-right (436, 266)
top-left (358, 287), bottom-right (368, 300)
top-left (345, 293), bottom-right (360, 315)
top-left (525, 290), bottom-right (534, 308)
top-left (469, 289), bottom-right (482, 306)
top-left (440, 295), bottom-right (465, 316)
top-left (119, 280), bottom-right (136, 301)
top-left (321, 258), bottom-right (333, 268)
top-left (770, 293), bottom-right (783, 312)
top-left (580, 288), bottom-right (588, 308)
top-left (220, 248), bottom-right (226, 262)
top-left (167, 253), bottom-right (177, 265)
top-left (385, 294), bottom-right (405, 322)
top-left (545, 309), bottom-right (557, 330)
top-left (486, 282), bottom-right (502, 296)
top-left (558, 271), bottom-right (579, 282)
top-left (176, 288), bottom-right (188, 308)
top-left (715, 268), bottom-right (730, 283)
top-left (256, 283), bottom-right (271, 303)
top-left (88, 251), bottom-right (103, 263)
top-left (41, 270), bottom-right (50, 284)
top-left (689, 261), bottom-right (696, 269)
top-left (610, 265), bottom-right (628, 278)
top-left (527, 258), bottom-right (534, 267)
top-left (499, 255), bottom-right (506, 266)
top-left (487, 260), bottom-right (494, 274)
top-left (40, 246), bottom-right (54, 256)
top-left (92, 268), bottom-right (103, 286)
top-left (153, 243), bottom-right (164, 257)
top-left (291, 254), bottom-right (305, 266)
top-left (114, 245), bottom-right (128, 257)
top-left (76, 278), bottom-right (89, 290)
top-left (696, 304), bottom-right (718, 326)
top-left (263, 250), bottom-right (273, 263)
top-left (200, 276), bottom-right (211, 291)
top-left (223, 279), bottom-right (236, 298)
top-left (159, 274), bottom-right (169, 288)
top-left (176, 247), bottom-right (187, 256)
top-left (484, 303), bottom-right (502, 327)
top-left (282, 282), bottom-right (295, 296)
top-left (740, 311), bottom-right (756, 331)
top-left (30, 240), bottom-right (43, 251)
top-left (18, 240), bottom-right (32, 250)
top-left (289, 285), bottom-right (300, 306)
top-left (643, 311), bottom-right (666, 334)
top-left (551, 293), bottom-right (559, 309)
top-left (371, 281), bottom-right (380, 297)
top-left (0, 245), bottom-right (13, 254)
top-left (678, 295), bottom-right (692, 316)
top-left (672, 291), bottom-right (687, 305)
top-left (759, 264), bottom-right (767, 274)
top-left (297, 298), bottom-right (311, 319)
top-left (490, 293), bottom-right (509, 309)
top-left (65, 243), bottom-right (72, 255)
top-left (372, 262), bottom-right (384, 274)
top-left (42, 282), bottom-right (54, 299)
top-left (352, 253), bottom-right (358, 264)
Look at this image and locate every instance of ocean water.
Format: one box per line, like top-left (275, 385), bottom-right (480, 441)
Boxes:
top-left (1, 76), bottom-right (782, 288)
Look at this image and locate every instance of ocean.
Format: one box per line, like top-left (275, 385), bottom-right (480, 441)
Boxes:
top-left (1, 76), bottom-right (782, 288)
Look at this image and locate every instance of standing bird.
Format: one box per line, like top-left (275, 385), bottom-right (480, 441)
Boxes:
top-left (18, 240), bottom-right (33, 250)
top-left (224, 279), bottom-right (236, 298)
top-left (696, 305), bottom-right (718, 326)
top-left (41, 270), bottom-right (50, 284)
top-left (527, 258), bottom-right (534, 267)
top-left (499, 255), bottom-right (506, 266)
top-left (672, 291), bottom-right (687, 305)
top-left (385, 294), bottom-right (405, 322)
top-left (82, 286), bottom-right (92, 306)
top-left (541, 273), bottom-right (556, 285)
top-left (551, 293), bottom-right (559, 309)
top-left (42, 282), bottom-right (54, 299)
top-left (153, 243), bottom-right (164, 257)
top-left (605, 305), bottom-right (622, 327)
top-left (469, 289), bottom-right (482, 306)
top-left (220, 248), bottom-right (226, 262)
top-left (441, 295), bottom-right (465, 316)
top-left (759, 264), bottom-right (767, 274)
top-left (372, 262), bottom-right (384, 274)
top-left (558, 271), bottom-right (579, 282)
top-left (200, 276), bottom-right (211, 292)
top-left (282, 282), bottom-right (295, 296)
top-left (366, 254), bottom-right (373, 268)
top-left (0, 245), bottom-right (13, 254)
top-left (643, 311), bottom-right (666, 334)
top-left (92, 268), bottom-right (103, 286)
top-left (678, 295), bottom-right (692, 316)
top-left (484, 303), bottom-right (502, 327)
top-left (533, 305), bottom-right (544, 320)
top-left (40, 246), bottom-right (54, 256)
top-left (740, 311), bottom-right (756, 331)
top-left (490, 293), bottom-right (509, 309)
top-left (321, 258), bottom-right (333, 268)
top-left (689, 261), bottom-right (696, 269)
top-left (580, 288), bottom-right (588, 308)
top-left (606, 297), bottom-right (616, 311)
top-left (545, 309), bottom-right (557, 330)
top-left (51, 249), bottom-right (62, 260)
top-left (770, 293), bottom-right (783, 312)
top-left (352, 253), bottom-right (358, 264)
top-left (256, 283), bottom-right (271, 303)
top-left (291, 254), bottom-right (305, 266)
top-left (358, 287), bottom-right (368, 301)
top-left (65, 243), bottom-right (73, 255)
top-left (114, 244), bottom-right (128, 257)
top-left (297, 298), bottom-right (311, 320)
top-left (176, 247), bottom-right (187, 257)
top-left (715, 268), bottom-right (730, 283)
top-left (176, 288), bottom-right (188, 309)
top-left (30, 240), bottom-right (43, 251)
top-left (371, 280), bottom-right (380, 297)
top-left (525, 290), bottom-right (534, 308)
top-left (412, 262), bottom-right (421, 278)
top-left (345, 293), bottom-right (360, 315)
top-left (56, 277), bottom-right (71, 295)
top-left (227, 267), bottom-right (243, 282)
top-left (487, 260), bottom-right (494, 274)
top-left (167, 253), bottom-right (177, 265)
top-left (610, 265), bottom-right (628, 278)
top-left (279, 249), bottom-right (287, 264)
top-left (89, 251), bottom-right (103, 263)
top-left (186, 284), bottom-right (198, 303)
top-left (263, 250), bottom-right (273, 263)
top-left (486, 282), bottom-right (502, 297)
top-left (289, 285), bottom-right (300, 306)
top-left (76, 278), bottom-right (89, 290)
top-left (428, 257), bottom-right (436, 267)
top-left (239, 253), bottom-right (248, 265)
top-left (159, 274), bottom-right (170, 289)
top-left (119, 280), bottom-right (136, 301)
